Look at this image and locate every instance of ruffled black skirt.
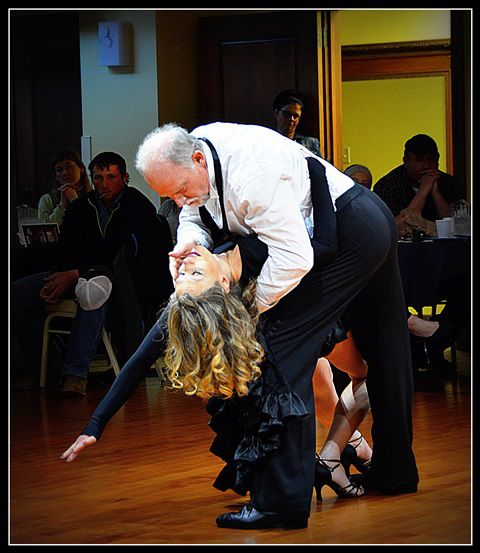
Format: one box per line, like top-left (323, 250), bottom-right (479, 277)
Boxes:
top-left (206, 361), bottom-right (309, 496)
top-left (206, 320), bottom-right (347, 496)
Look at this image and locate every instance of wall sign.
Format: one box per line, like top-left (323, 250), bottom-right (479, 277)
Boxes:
top-left (98, 21), bottom-right (132, 67)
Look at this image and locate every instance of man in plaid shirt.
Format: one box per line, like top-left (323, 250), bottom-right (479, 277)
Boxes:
top-left (373, 134), bottom-right (468, 375)
top-left (373, 134), bottom-right (463, 223)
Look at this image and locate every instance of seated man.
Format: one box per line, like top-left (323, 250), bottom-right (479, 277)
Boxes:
top-left (10, 151), bottom-right (173, 395)
top-left (373, 134), bottom-right (468, 373)
top-left (373, 134), bottom-right (464, 228)
top-left (273, 89), bottom-right (322, 157)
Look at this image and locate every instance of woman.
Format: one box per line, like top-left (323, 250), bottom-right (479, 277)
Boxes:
top-left (38, 150), bottom-right (92, 224)
top-left (344, 164), bottom-right (373, 189)
top-left (167, 241), bottom-right (372, 499)
top-left (61, 238), bottom-right (369, 500)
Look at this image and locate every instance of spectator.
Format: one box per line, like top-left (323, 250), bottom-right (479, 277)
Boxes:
top-left (38, 150), bottom-right (92, 224)
top-left (273, 89), bottom-right (322, 157)
top-left (11, 151), bottom-right (173, 395)
top-left (373, 134), bottom-right (463, 230)
top-left (373, 135), bottom-right (468, 372)
top-left (344, 164), bottom-right (372, 189)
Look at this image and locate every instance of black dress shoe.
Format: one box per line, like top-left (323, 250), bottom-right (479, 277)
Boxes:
top-left (216, 503), bottom-right (309, 529)
top-left (351, 473), bottom-right (418, 495)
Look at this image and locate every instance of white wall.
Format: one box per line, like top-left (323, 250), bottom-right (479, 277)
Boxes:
top-left (79, 10), bottom-right (160, 206)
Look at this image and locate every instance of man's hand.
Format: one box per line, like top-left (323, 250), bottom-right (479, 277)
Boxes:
top-left (418, 169), bottom-right (441, 195)
top-left (60, 435), bottom-right (97, 463)
top-left (168, 240), bottom-right (200, 281)
top-left (39, 269), bottom-right (80, 303)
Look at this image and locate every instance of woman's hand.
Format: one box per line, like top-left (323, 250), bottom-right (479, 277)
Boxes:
top-left (59, 184), bottom-right (79, 208)
top-left (60, 435), bottom-right (97, 463)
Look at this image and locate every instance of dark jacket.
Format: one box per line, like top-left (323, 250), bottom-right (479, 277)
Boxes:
top-left (53, 186), bottom-right (166, 275)
top-left (52, 185), bottom-right (174, 363)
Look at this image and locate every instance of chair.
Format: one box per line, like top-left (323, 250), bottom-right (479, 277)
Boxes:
top-left (39, 299), bottom-right (120, 390)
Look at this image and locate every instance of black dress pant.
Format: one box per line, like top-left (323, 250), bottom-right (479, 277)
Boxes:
top-left (253, 184), bottom-right (419, 514)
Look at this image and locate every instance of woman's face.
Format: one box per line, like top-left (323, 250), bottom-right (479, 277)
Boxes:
top-left (349, 170), bottom-right (372, 188)
top-left (54, 159), bottom-right (83, 190)
top-left (174, 245), bottom-right (230, 297)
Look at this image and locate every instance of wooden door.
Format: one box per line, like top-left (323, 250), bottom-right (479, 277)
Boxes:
top-left (198, 11), bottom-right (321, 141)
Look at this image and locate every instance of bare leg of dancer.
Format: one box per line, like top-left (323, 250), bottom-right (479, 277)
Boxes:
top-left (313, 332), bottom-right (372, 489)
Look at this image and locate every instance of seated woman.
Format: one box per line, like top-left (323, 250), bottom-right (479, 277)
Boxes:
top-left (38, 150), bottom-right (92, 224)
top-left (344, 164), bottom-right (372, 189)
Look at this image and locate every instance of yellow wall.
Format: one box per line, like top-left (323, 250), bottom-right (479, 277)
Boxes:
top-left (339, 9), bottom-right (452, 187)
top-left (342, 77), bottom-right (447, 185)
top-left (339, 9), bottom-right (451, 44)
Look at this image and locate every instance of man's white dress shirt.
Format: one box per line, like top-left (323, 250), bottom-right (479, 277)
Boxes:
top-left (177, 122), bottom-right (354, 312)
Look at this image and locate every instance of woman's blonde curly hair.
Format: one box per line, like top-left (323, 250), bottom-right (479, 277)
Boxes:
top-left (164, 280), bottom-right (264, 400)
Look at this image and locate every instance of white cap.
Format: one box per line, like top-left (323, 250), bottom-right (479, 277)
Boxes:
top-left (75, 275), bottom-right (112, 311)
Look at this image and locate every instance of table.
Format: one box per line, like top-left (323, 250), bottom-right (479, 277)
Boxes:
top-left (397, 237), bottom-right (471, 310)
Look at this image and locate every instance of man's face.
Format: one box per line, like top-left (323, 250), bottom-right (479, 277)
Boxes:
top-left (145, 150), bottom-right (210, 208)
top-left (403, 152), bottom-right (439, 183)
top-left (91, 164), bottom-right (128, 205)
top-left (274, 102), bottom-right (302, 139)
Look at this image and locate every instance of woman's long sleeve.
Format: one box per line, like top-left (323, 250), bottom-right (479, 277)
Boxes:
top-left (82, 310), bottom-right (169, 439)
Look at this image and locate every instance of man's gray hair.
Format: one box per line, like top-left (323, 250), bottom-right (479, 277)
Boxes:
top-left (135, 123), bottom-right (204, 175)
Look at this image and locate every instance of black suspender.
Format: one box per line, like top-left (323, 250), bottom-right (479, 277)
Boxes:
top-left (198, 137), bottom-right (235, 252)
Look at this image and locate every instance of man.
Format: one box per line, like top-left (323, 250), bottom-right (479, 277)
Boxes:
top-left (373, 134), bottom-right (463, 224)
top-left (11, 152), bottom-right (173, 396)
top-left (135, 122), bottom-right (418, 529)
top-left (273, 89), bottom-right (322, 157)
top-left (373, 134), bottom-right (468, 372)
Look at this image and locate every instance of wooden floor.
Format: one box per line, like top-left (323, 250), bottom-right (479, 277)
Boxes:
top-left (9, 365), bottom-right (472, 545)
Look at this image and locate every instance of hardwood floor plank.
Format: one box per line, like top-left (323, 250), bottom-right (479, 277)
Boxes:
top-left (9, 373), bottom-right (472, 545)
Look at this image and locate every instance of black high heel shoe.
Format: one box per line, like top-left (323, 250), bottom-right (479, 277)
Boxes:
top-left (340, 435), bottom-right (371, 477)
top-left (314, 455), bottom-right (365, 501)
